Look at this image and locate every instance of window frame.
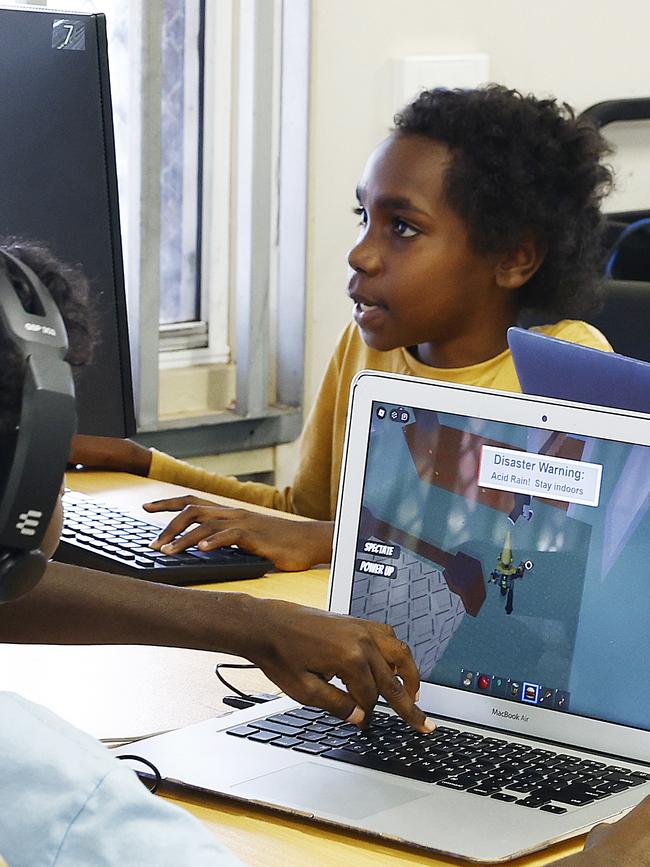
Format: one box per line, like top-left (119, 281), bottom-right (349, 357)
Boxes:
top-left (131, 0), bottom-right (310, 453)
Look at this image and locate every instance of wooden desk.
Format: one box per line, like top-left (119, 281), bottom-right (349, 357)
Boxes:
top-left (30, 472), bottom-right (589, 864)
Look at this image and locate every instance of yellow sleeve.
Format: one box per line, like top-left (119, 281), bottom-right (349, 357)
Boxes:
top-left (289, 349), bottom-right (342, 520)
top-left (290, 324), bottom-right (371, 520)
top-left (148, 448), bottom-right (298, 513)
top-left (536, 320), bottom-right (613, 352)
top-left (148, 329), bottom-right (355, 520)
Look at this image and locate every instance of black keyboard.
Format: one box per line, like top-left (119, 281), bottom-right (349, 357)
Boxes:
top-left (227, 706), bottom-right (650, 813)
top-left (54, 490), bottom-right (273, 585)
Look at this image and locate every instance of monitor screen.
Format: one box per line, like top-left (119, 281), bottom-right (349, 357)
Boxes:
top-left (0, 8), bottom-right (135, 437)
top-left (349, 399), bottom-right (650, 732)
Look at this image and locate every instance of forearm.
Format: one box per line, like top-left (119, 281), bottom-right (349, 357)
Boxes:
top-left (0, 560), bottom-right (258, 656)
top-left (149, 449), bottom-right (301, 514)
top-left (71, 435), bottom-right (152, 475)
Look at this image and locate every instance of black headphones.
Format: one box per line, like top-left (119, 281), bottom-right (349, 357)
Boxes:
top-left (0, 249), bottom-right (76, 601)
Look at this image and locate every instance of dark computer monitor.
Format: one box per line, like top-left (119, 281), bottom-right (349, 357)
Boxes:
top-left (0, 7), bottom-right (135, 437)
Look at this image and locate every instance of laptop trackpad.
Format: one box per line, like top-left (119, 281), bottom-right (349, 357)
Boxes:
top-left (231, 762), bottom-right (426, 820)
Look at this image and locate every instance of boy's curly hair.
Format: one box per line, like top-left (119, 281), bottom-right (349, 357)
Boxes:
top-left (0, 239), bottom-right (95, 434)
top-left (394, 85), bottom-right (613, 319)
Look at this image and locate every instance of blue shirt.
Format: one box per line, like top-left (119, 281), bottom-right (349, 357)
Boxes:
top-left (0, 692), bottom-right (242, 866)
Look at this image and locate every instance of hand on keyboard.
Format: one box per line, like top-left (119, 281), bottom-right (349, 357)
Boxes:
top-left (59, 490), bottom-right (272, 584)
top-left (144, 495), bottom-right (334, 571)
top-left (239, 597), bottom-right (434, 733)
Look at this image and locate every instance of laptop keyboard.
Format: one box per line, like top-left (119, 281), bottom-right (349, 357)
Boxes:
top-left (227, 706), bottom-right (650, 813)
top-left (55, 490), bottom-right (273, 585)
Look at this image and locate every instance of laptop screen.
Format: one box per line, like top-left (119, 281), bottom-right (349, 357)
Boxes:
top-left (348, 399), bottom-right (650, 732)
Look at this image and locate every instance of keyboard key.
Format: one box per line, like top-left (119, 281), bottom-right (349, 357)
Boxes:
top-left (467, 786), bottom-right (501, 797)
top-left (252, 720), bottom-right (302, 737)
top-left (320, 713), bottom-right (347, 726)
top-left (516, 795), bottom-right (550, 808)
top-left (270, 736), bottom-right (302, 748)
top-left (623, 775), bottom-right (650, 787)
top-left (455, 773), bottom-right (490, 787)
top-left (226, 725), bottom-right (259, 738)
top-left (267, 713), bottom-right (305, 728)
top-left (436, 779), bottom-right (469, 790)
top-left (491, 793), bottom-right (517, 803)
top-left (319, 736), bottom-right (348, 748)
top-left (287, 708), bottom-right (324, 722)
top-left (298, 731), bottom-right (327, 742)
top-left (595, 781), bottom-right (632, 795)
top-left (293, 743), bottom-right (330, 755)
top-left (540, 804), bottom-right (568, 814)
top-left (331, 724), bottom-right (359, 737)
top-left (535, 785), bottom-right (595, 806)
top-left (505, 782), bottom-right (539, 793)
top-left (170, 554), bottom-right (203, 564)
top-left (248, 731), bottom-right (279, 743)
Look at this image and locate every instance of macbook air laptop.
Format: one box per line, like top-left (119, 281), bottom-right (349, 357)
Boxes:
top-left (116, 372), bottom-right (650, 862)
top-left (508, 325), bottom-right (650, 412)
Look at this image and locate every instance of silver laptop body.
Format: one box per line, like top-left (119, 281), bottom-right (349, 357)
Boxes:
top-left (116, 372), bottom-right (650, 862)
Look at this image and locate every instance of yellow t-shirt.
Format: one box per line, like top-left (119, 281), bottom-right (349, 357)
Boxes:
top-left (149, 320), bottom-right (611, 520)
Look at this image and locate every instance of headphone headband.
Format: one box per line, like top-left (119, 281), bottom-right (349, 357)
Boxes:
top-left (0, 248), bottom-right (76, 600)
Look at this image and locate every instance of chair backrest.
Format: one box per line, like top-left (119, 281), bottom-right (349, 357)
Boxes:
top-left (585, 280), bottom-right (650, 362)
top-left (520, 280), bottom-right (650, 363)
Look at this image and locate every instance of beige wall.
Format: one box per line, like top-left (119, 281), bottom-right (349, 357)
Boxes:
top-left (275, 0), bottom-right (650, 486)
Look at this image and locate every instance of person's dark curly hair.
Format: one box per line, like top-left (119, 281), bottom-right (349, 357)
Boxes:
top-left (0, 239), bottom-right (96, 434)
top-left (394, 85), bottom-right (613, 319)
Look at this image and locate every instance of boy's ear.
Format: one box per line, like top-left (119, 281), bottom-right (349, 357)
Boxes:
top-left (494, 235), bottom-right (546, 290)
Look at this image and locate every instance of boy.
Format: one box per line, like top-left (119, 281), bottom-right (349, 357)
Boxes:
top-left (71, 85), bottom-right (613, 570)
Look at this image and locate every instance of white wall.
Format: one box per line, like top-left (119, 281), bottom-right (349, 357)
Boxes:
top-left (275, 0), bottom-right (650, 485)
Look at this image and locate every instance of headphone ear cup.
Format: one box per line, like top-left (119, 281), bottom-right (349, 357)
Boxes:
top-left (0, 549), bottom-right (46, 602)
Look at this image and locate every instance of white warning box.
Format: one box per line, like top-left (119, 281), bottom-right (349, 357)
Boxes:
top-left (478, 445), bottom-right (602, 507)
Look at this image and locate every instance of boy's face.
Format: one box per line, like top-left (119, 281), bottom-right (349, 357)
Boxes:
top-left (348, 133), bottom-right (518, 368)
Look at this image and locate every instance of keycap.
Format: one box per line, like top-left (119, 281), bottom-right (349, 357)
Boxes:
top-left (226, 725), bottom-right (258, 737)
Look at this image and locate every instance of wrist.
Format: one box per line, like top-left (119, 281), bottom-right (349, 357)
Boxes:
top-left (194, 591), bottom-right (266, 658)
top-left (101, 439), bottom-right (152, 475)
top-left (306, 521), bottom-right (335, 567)
top-left (214, 594), bottom-right (298, 663)
top-left (124, 440), bottom-right (152, 475)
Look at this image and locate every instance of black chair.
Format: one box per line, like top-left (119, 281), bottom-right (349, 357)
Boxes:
top-left (576, 99), bottom-right (650, 359)
top-left (585, 280), bottom-right (650, 362)
top-left (520, 280), bottom-right (650, 363)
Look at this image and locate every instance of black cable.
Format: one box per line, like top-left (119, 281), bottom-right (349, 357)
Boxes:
top-left (214, 662), bottom-right (273, 706)
top-left (116, 753), bottom-right (162, 794)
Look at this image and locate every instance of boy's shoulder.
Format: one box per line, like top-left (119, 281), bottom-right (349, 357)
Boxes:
top-left (534, 320), bottom-right (612, 352)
